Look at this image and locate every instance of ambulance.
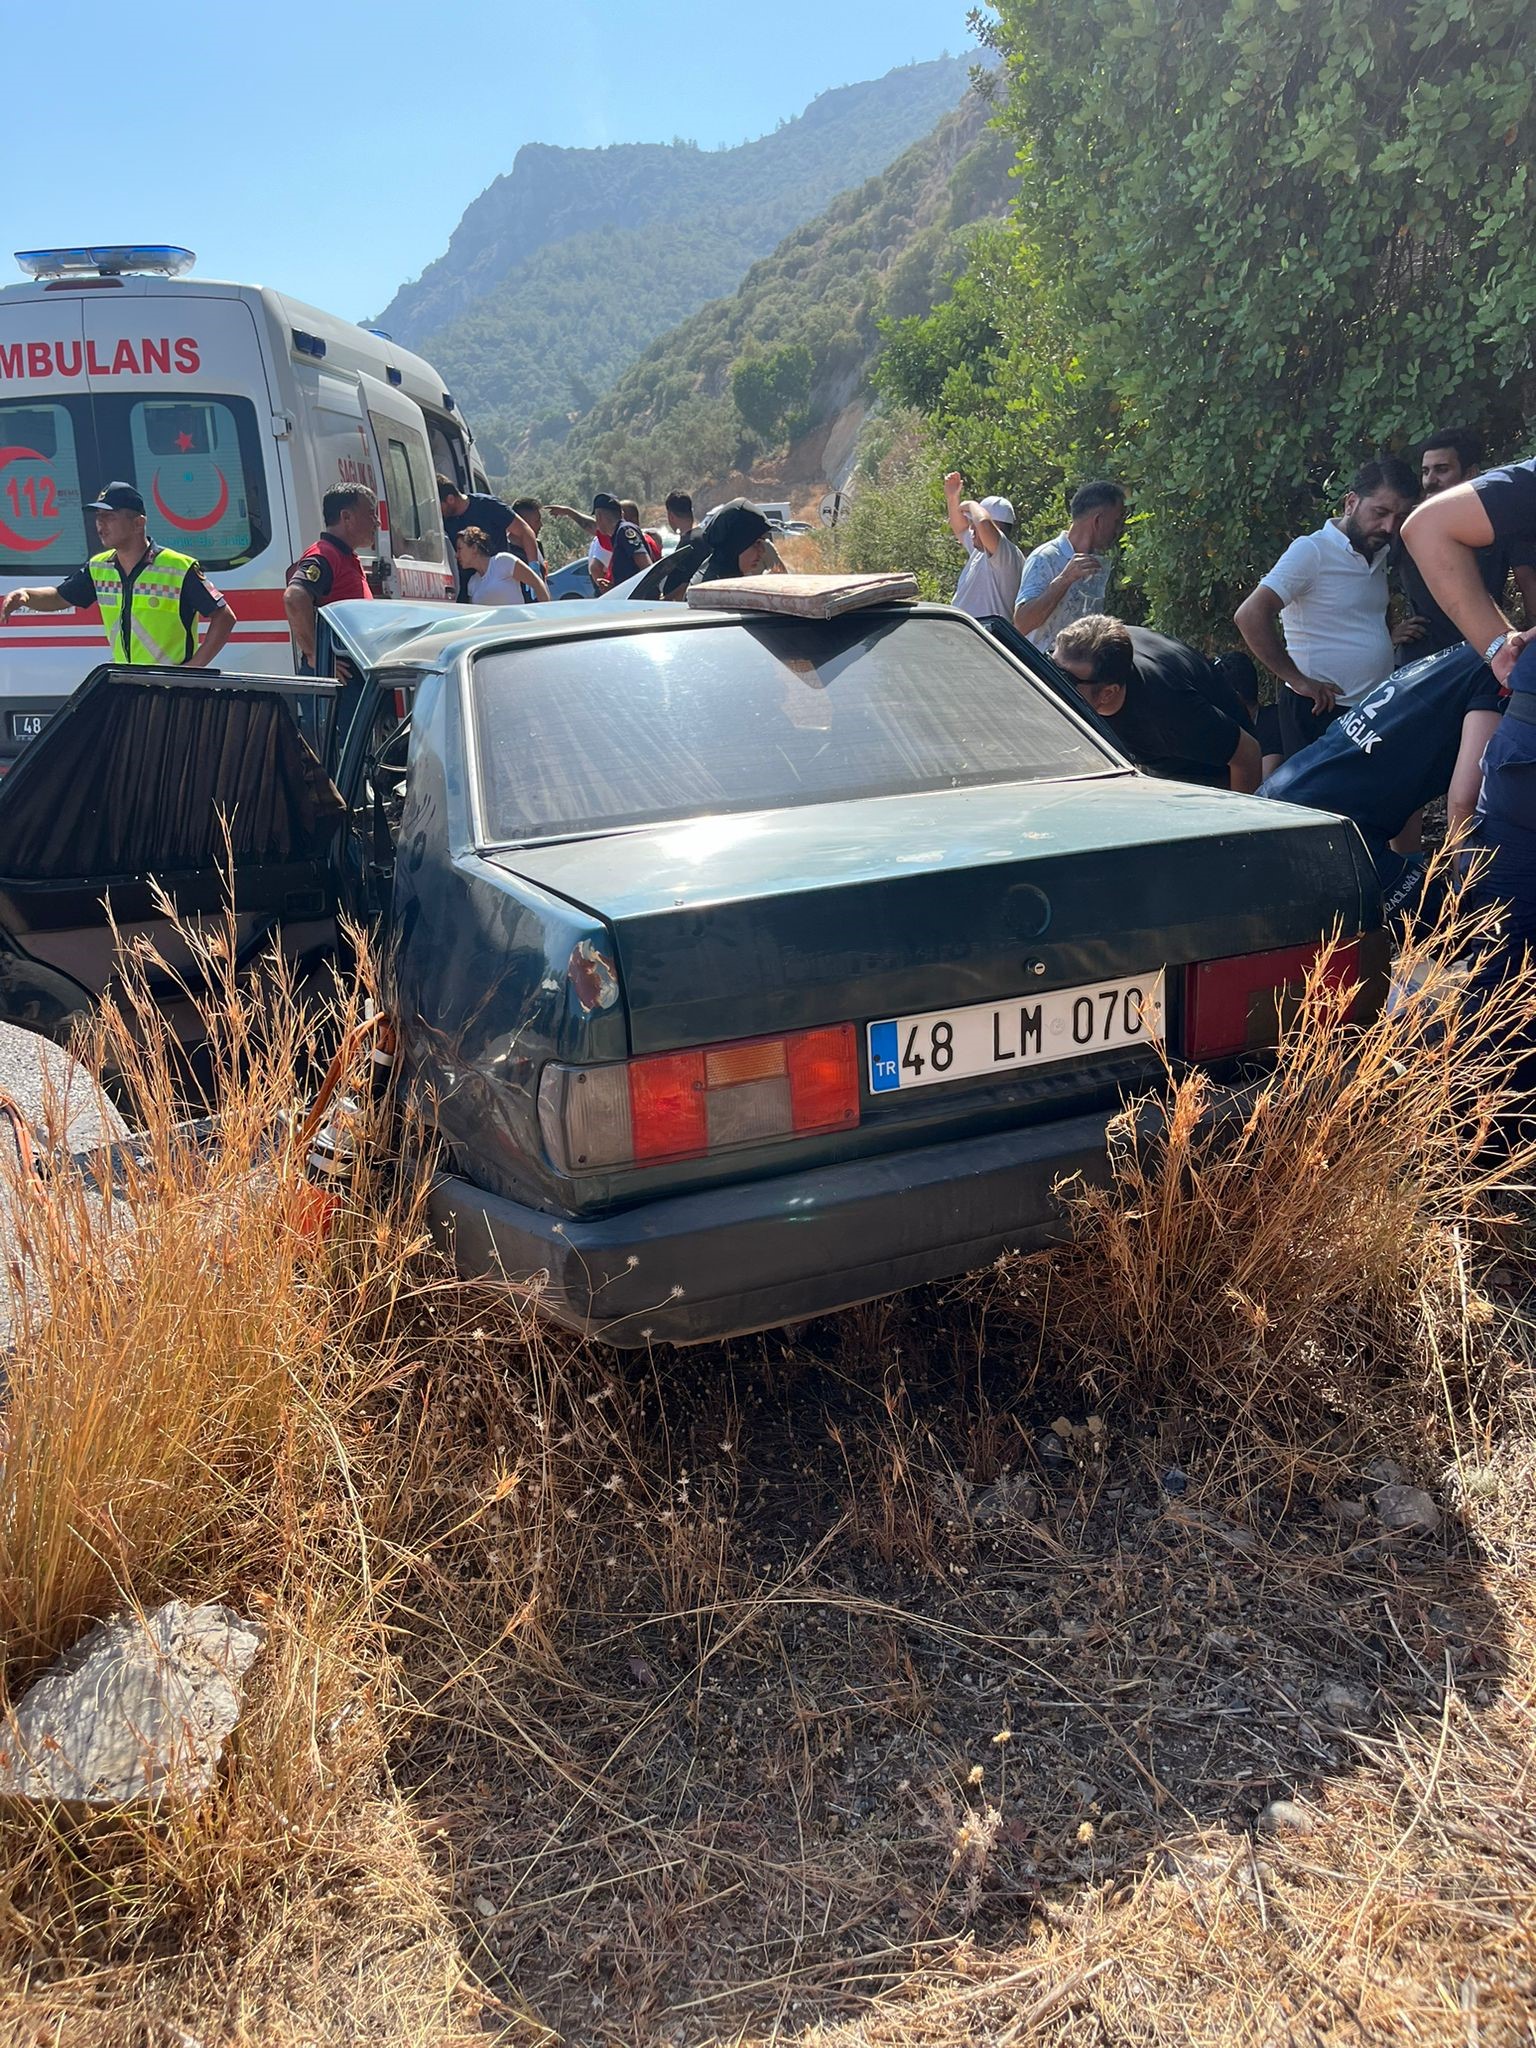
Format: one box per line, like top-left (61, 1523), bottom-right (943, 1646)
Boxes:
top-left (0, 244), bottom-right (484, 765)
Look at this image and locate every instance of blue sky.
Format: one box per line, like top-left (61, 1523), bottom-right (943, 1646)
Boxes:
top-left (3, 0), bottom-right (976, 322)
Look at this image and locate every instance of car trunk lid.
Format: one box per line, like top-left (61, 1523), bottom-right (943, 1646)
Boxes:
top-left (491, 777), bottom-right (1374, 1060)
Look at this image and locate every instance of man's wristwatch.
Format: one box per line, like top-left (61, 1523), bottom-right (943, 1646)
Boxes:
top-left (1484, 631), bottom-right (1510, 665)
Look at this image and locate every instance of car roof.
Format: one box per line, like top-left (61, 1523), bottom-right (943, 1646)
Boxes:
top-left (318, 594), bottom-right (950, 672)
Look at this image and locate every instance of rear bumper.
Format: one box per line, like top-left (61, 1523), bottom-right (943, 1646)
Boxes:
top-left (427, 1105), bottom-right (1136, 1347)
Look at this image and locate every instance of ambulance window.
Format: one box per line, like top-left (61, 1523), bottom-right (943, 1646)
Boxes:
top-left (426, 414), bottom-right (470, 495)
top-left (382, 435), bottom-right (444, 559)
top-left (0, 400), bottom-right (90, 572)
top-left (126, 397), bottom-right (270, 570)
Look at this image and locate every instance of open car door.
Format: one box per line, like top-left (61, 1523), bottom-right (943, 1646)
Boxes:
top-left (0, 663), bottom-right (345, 1045)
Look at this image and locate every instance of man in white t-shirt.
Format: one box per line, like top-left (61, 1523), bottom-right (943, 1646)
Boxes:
top-left (1235, 456), bottom-right (1419, 759)
top-left (1012, 480), bottom-right (1127, 654)
top-left (944, 473), bottom-right (1024, 620)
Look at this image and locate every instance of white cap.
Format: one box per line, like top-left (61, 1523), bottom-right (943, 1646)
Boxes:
top-left (979, 494), bottom-right (1015, 526)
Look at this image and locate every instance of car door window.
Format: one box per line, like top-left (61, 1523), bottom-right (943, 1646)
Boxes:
top-left (351, 681), bottom-right (414, 907)
top-left (426, 413), bottom-right (471, 495)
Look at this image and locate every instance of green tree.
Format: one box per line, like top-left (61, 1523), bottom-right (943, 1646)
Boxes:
top-left (962, 0), bottom-right (1536, 633)
top-left (730, 343), bottom-right (816, 442)
top-left (876, 223), bottom-right (1109, 552)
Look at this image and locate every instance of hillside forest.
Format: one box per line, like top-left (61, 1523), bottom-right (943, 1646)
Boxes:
top-left (376, 55), bottom-right (974, 468)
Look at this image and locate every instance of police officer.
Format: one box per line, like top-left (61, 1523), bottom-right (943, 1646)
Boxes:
top-left (0, 480), bottom-right (235, 667)
top-left (284, 485), bottom-right (378, 672)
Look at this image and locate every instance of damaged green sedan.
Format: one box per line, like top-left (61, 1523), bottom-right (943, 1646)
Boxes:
top-left (0, 588), bottom-right (1386, 1344)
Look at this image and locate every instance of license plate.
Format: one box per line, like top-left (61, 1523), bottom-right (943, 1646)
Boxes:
top-left (8, 711), bottom-right (51, 741)
top-left (867, 971), bottom-right (1165, 1093)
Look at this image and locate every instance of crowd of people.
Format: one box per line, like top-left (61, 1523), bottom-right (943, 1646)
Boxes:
top-left (946, 436), bottom-right (1531, 819)
top-left (7, 420), bottom-right (1536, 1054)
top-left (946, 432), bottom-right (1536, 1028)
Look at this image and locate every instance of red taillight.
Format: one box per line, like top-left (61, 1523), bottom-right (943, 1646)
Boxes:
top-left (629, 1050), bottom-right (707, 1163)
top-left (1184, 938), bottom-right (1362, 1061)
top-left (788, 1025), bottom-right (861, 1130)
top-left (538, 1024), bottom-right (860, 1172)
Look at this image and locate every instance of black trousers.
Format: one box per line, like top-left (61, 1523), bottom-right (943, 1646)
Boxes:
top-left (1277, 685), bottom-right (1342, 760)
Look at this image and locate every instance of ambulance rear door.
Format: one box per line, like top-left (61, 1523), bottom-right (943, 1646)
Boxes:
top-left (357, 374), bottom-right (452, 603)
top-left (0, 291), bottom-right (93, 752)
top-left (78, 288), bottom-right (292, 665)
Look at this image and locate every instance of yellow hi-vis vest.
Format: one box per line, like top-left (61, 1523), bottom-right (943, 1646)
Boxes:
top-left (91, 544), bottom-right (197, 665)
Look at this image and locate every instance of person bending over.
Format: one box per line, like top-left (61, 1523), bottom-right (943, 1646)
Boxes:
top-left (1052, 614), bottom-right (1261, 792)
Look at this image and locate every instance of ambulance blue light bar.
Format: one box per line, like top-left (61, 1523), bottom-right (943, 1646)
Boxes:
top-left (15, 245), bottom-right (196, 279)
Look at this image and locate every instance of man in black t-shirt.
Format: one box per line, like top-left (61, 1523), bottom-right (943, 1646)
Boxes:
top-left (1403, 457), bottom-right (1536, 946)
top-left (1401, 460), bottom-right (1536, 1101)
top-left (1391, 429), bottom-right (1536, 663)
top-left (1259, 643), bottom-right (1502, 912)
top-left (437, 477), bottom-right (539, 601)
top-left (1052, 615), bottom-right (1261, 791)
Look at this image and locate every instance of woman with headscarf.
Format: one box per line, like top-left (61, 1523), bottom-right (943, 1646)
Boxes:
top-left (698, 499), bottom-right (774, 581)
top-left (658, 499), bottom-right (780, 599)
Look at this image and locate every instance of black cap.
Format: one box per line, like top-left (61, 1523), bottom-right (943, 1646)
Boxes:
top-left (87, 481), bottom-right (145, 514)
top-left (591, 492), bottom-right (621, 515)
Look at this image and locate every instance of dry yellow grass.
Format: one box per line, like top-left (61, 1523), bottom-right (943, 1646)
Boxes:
top-left (976, 891), bottom-right (1536, 1436)
top-left (0, 911), bottom-right (494, 2041)
top-left (0, 884), bottom-right (1530, 2045)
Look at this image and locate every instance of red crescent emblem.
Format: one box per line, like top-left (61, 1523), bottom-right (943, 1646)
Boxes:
top-left (0, 445), bottom-right (62, 553)
top-left (152, 466), bottom-right (229, 532)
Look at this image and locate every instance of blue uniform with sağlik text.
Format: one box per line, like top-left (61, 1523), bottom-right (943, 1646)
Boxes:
top-left (1259, 643), bottom-right (1502, 889)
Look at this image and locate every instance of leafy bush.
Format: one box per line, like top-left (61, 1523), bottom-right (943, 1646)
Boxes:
top-left (876, 222), bottom-right (1107, 556)
top-left (731, 343), bottom-right (815, 442)
top-left (965, 0), bottom-right (1536, 635)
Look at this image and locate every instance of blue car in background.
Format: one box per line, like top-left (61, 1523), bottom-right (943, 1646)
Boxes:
top-left (0, 593), bottom-right (1385, 1345)
top-left (547, 557), bottom-right (597, 600)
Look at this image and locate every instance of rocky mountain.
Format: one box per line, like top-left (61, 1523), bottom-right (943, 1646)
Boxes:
top-left (372, 54), bottom-right (976, 463)
top-left (529, 90), bottom-right (1013, 508)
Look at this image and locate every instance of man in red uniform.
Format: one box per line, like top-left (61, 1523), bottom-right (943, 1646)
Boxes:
top-left (284, 485), bottom-right (378, 670)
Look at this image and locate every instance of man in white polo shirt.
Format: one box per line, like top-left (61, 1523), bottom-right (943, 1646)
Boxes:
top-left (1235, 457), bottom-right (1420, 759)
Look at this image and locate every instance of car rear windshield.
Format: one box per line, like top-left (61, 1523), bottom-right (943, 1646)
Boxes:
top-left (471, 614), bottom-right (1118, 843)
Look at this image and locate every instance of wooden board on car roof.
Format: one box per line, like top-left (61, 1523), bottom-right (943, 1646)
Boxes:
top-left (686, 573), bottom-right (920, 619)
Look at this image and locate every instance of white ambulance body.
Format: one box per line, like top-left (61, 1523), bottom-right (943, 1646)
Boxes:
top-left (0, 246), bottom-right (484, 763)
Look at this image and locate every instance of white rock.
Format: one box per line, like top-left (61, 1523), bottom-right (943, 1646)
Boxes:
top-left (0, 1600), bottom-right (264, 1805)
top-left (1373, 1484), bottom-right (1440, 1535)
top-left (1319, 1680), bottom-right (1374, 1727)
top-left (1258, 1798), bottom-right (1313, 1835)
